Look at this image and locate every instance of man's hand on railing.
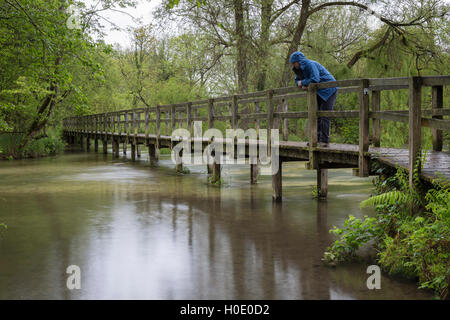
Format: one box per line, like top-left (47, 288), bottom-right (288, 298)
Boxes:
top-left (297, 80), bottom-right (308, 90)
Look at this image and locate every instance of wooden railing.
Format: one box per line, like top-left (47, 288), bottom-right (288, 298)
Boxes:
top-left (63, 75), bottom-right (449, 186)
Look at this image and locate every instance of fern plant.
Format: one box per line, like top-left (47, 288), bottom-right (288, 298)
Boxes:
top-left (360, 150), bottom-right (428, 214)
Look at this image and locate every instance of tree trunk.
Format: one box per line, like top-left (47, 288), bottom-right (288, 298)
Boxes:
top-left (234, 0), bottom-right (249, 93)
top-left (279, 0), bottom-right (311, 87)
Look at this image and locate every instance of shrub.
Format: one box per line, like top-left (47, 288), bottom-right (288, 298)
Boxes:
top-left (323, 155), bottom-right (450, 299)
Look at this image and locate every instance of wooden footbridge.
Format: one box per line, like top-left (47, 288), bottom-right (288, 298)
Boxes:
top-left (63, 76), bottom-right (450, 201)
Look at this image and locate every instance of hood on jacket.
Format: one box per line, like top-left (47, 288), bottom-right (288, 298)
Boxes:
top-left (289, 51), bottom-right (307, 63)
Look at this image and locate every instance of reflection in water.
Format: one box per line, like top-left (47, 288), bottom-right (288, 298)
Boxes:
top-left (0, 151), bottom-right (432, 299)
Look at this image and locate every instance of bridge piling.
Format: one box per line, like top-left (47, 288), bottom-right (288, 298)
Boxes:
top-left (102, 140), bottom-right (107, 154)
top-left (317, 168), bottom-right (328, 199)
top-left (94, 137), bottom-right (98, 152)
top-left (131, 143), bottom-right (136, 161)
top-left (272, 161), bottom-right (282, 202)
top-left (137, 145), bottom-right (141, 158)
top-left (148, 143), bottom-right (158, 165)
top-left (86, 136), bottom-right (91, 152)
top-left (113, 139), bottom-right (119, 158)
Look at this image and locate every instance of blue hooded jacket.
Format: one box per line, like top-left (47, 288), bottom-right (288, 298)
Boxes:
top-left (289, 51), bottom-right (337, 102)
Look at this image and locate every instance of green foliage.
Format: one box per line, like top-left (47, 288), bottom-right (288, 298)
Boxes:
top-left (324, 156), bottom-right (450, 299)
top-left (24, 133), bottom-right (66, 158)
top-left (311, 186), bottom-right (319, 198)
top-left (208, 176), bottom-right (223, 186)
top-left (323, 215), bottom-right (381, 264)
top-left (0, 128), bottom-right (65, 159)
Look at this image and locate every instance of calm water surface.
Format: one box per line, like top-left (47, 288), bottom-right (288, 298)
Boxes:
top-left (0, 148), bottom-right (432, 299)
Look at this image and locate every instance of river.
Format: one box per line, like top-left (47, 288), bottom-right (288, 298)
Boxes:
top-left (0, 148), bottom-right (432, 299)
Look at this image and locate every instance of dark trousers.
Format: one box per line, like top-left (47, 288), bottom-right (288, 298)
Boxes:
top-left (317, 91), bottom-right (337, 143)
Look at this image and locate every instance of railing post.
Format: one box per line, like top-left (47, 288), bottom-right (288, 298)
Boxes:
top-left (118, 113), bottom-right (122, 137)
top-left (145, 108), bottom-right (149, 141)
top-left (266, 90), bottom-right (274, 153)
top-left (171, 105), bottom-right (176, 134)
top-left (138, 112), bottom-right (142, 134)
top-left (166, 111), bottom-right (170, 135)
top-left (267, 89), bottom-right (281, 202)
top-left (232, 94), bottom-right (238, 129)
top-left (282, 98), bottom-right (288, 141)
top-left (149, 105), bottom-right (160, 165)
top-left (208, 99), bottom-right (215, 129)
top-left (251, 101), bottom-right (260, 184)
top-left (207, 99), bottom-right (215, 175)
top-left (124, 112), bottom-right (129, 155)
top-left (103, 113), bottom-right (107, 141)
top-left (132, 111), bottom-right (137, 161)
top-left (133, 111), bottom-right (137, 140)
top-left (409, 76), bottom-right (422, 189)
top-left (371, 90), bottom-right (381, 148)
top-left (180, 110), bottom-right (184, 129)
top-left (187, 102), bottom-right (193, 135)
top-left (359, 79), bottom-right (370, 177)
top-left (431, 85), bottom-right (443, 151)
top-left (308, 83), bottom-right (318, 169)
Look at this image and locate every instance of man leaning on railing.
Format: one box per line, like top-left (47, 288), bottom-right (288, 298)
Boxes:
top-left (290, 51), bottom-right (338, 147)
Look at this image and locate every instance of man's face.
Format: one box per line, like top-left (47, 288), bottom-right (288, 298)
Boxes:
top-left (292, 61), bottom-right (300, 69)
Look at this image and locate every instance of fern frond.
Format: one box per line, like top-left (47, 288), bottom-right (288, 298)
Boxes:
top-left (360, 191), bottom-right (411, 209)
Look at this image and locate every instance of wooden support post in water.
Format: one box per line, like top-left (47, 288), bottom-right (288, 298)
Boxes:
top-left (317, 168), bottom-right (328, 199)
top-left (431, 85), bottom-right (443, 152)
top-left (94, 138), bottom-right (98, 152)
top-left (86, 136), bottom-right (91, 152)
top-left (272, 160), bottom-right (282, 202)
top-left (308, 84), bottom-right (318, 170)
top-left (137, 144), bottom-right (141, 158)
top-left (371, 90), bottom-right (381, 148)
top-left (359, 79), bottom-right (370, 177)
top-left (176, 149), bottom-right (183, 173)
top-left (409, 76), bottom-right (422, 189)
top-left (148, 143), bottom-right (158, 165)
top-left (102, 140), bottom-right (107, 154)
top-left (212, 158), bottom-right (221, 183)
top-left (131, 143), bottom-right (136, 161)
top-left (113, 139), bottom-right (119, 158)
